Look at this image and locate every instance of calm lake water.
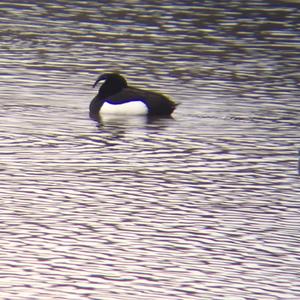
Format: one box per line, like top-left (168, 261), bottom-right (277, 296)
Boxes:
top-left (1, 1), bottom-right (300, 299)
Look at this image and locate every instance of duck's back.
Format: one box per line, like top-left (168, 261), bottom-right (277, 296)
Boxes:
top-left (105, 87), bottom-right (176, 115)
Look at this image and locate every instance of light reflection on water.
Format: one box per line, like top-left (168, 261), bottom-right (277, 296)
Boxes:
top-left (0, 1), bottom-right (300, 299)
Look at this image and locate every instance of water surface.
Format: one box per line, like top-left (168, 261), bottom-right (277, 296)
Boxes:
top-left (0, 1), bottom-right (300, 299)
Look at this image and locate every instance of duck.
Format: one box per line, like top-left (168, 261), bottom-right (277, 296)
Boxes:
top-left (89, 73), bottom-right (177, 119)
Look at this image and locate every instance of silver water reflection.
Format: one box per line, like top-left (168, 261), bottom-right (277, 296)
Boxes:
top-left (1, 1), bottom-right (300, 299)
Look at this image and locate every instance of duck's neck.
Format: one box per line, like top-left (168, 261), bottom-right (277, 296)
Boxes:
top-left (89, 94), bottom-right (104, 117)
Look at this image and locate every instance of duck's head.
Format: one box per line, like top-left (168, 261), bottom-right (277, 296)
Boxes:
top-left (93, 73), bottom-right (128, 96)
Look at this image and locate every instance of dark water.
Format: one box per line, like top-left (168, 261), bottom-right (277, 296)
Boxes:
top-left (1, 1), bottom-right (300, 299)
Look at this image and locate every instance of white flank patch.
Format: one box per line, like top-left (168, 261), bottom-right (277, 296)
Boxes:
top-left (100, 101), bottom-right (148, 115)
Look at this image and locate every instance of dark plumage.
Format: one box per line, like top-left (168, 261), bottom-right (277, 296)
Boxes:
top-left (89, 73), bottom-right (177, 119)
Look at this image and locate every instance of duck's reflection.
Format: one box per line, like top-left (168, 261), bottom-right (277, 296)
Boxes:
top-left (94, 113), bottom-right (175, 128)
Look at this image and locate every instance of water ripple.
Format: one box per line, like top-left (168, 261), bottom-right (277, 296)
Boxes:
top-left (0, 1), bottom-right (300, 299)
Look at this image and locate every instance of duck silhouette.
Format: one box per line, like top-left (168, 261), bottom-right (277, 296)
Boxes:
top-left (89, 73), bottom-right (177, 119)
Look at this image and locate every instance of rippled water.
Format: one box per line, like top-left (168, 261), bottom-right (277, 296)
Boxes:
top-left (1, 1), bottom-right (300, 299)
